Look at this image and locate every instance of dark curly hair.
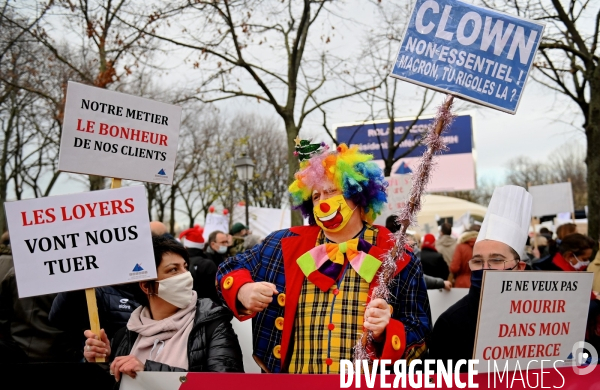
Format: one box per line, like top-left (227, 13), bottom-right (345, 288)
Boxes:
top-left (558, 233), bottom-right (596, 257)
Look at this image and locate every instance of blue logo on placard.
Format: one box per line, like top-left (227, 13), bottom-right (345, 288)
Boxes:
top-left (157, 169), bottom-right (166, 176)
top-left (132, 264), bottom-right (144, 272)
top-left (395, 162), bottom-right (413, 174)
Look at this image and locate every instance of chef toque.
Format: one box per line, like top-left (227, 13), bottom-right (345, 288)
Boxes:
top-left (476, 185), bottom-right (532, 255)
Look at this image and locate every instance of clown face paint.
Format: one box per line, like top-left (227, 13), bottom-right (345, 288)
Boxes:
top-left (313, 194), bottom-right (357, 232)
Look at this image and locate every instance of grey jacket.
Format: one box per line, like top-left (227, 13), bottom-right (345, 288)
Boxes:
top-left (423, 274), bottom-right (446, 290)
top-left (435, 235), bottom-right (457, 266)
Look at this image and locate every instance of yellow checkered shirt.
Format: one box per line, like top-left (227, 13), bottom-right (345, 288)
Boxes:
top-left (288, 225), bottom-right (377, 374)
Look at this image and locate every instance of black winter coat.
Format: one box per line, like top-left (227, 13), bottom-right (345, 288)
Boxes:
top-left (187, 248), bottom-right (219, 302)
top-left (0, 254), bottom-right (80, 363)
top-left (427, 285), bottom-right (481, 371)
top-left (111, 298), bottom-right (244, 374)
top-left (420, 248), bottom-right (450, 280)
top-left (49, 285), bottom-right (141, 340)
top-left (204, 249), bottom-right (227, 268)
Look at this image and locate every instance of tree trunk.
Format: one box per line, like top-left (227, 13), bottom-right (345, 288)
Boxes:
top-left (146, 185), bottom-right (156, 221)
top-left (43, 171), bottom-right (62, 197)
top-left (586, 70), bottom-right (600, 241)
top-left (157, 203), bottom-right (165, 222)
top-left (89, 175), bottom-right (106, 191)
top-left (384, 117), bottom-right (395, 177)
top-left (169, 185), bottom-right (177, 234)
top-left (0, 105), bottom-right (15, 234)
top-left (285, 119), bottom-right (303, 226)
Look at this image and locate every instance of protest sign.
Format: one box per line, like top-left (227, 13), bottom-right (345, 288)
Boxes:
top-left (203, 213), bottom-right (230, 242)
top-left (385, 174), bottom-right (412, 212)
top-left (4, 186), bottom-right (155, 297)
top-left (336, 115), bottom-right (475, 191)
top-left (529, 182), bottom-right (575, 217)
top-left (58, 81), bottom-right (182, 184)
top-left (473, 271), bottom-right (593, 372)
top-left (232, 205), bottom-right (291, 238)
top-left (391, 0), bottom-right (545, 114)
top-left (428, 287), bottom-right (469, 323)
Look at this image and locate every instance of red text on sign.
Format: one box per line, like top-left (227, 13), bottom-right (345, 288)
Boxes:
top-left (20, 198), bottom-right (134, 226)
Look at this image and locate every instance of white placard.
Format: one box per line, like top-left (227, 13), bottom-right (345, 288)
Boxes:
top-left (4, 186), bottom-right (156, 297)
top-left (428, 288), bottom-right (469, 324)
top-left (121, 373), bottom-right (183, 390)
top-left (58, 81), bottom-right (182, 184)
top-left (232, 205), bottom-right (291, 238)
top-left (203, 213), bottom-right (230, 242)
top-left (385, 174), bottom-right (412, 212)
top-left (474, 271), bottom-right (593, 372)
top-left (529, 182), bottom-right (575, 217)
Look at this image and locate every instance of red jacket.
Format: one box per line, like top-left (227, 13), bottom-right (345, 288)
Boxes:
top-left (450, 242), bottom-right (473, 288)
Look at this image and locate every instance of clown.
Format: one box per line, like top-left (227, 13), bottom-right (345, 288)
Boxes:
top-left (216, 141), bottom-right (430, 373)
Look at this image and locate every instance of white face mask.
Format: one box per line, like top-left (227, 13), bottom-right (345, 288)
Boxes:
top-left (217, 245), bottom-right (228, 254)
top-left (156, 271), bottom-right (194, 308)
top-left (572, 254), bottom-right (590, 271)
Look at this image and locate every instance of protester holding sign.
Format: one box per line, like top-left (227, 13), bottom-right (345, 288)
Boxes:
top-left (83, 236), bottom-right (243, 381)
top-left (216, 141), bottom-right (430, 374)
top-left (428, 185), bottom-right (530, 368)
top-left (533, 232), bottom-right (600, 354)
top-left (49, 283), bottom-right (141, 357)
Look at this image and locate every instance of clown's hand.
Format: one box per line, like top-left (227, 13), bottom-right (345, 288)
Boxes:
top-left (237, 282), bottom-right (278, 313)
top-left (363, 298), bottom-right (391, 342)
top-left (357, 238), bottom-right (372, 254)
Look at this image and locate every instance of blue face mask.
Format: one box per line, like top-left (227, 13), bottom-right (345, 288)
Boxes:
top-left (470, 269), bottom-right (484, 289)
top-left (471, 263), bottom-right (518, 289)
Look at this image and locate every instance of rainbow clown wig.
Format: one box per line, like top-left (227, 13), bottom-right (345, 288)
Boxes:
top-left (288, 143), bottom-right (388, 225)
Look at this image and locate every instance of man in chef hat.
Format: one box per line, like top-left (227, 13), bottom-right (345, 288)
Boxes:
top-left (427, 185), bottom-right (531, 366)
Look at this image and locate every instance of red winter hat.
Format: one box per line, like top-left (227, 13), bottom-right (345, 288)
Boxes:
top-left (422, 233), bottom-right (437, 251)
top-left (179, 225), bottom-right (205, 249)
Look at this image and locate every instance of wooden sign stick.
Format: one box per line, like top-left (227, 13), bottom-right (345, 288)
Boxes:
top-left (530, 217), bottom-right (538, 251)
top-left (85, 178), bottom-right (121, 363)
top-left (567, 178), bottom-right (576, 223)
top-left (84, 288), bottom-right (104, 363)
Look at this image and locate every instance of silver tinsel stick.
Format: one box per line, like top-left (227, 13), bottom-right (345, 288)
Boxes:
top-left (354, 94), bottom-right (455, 363)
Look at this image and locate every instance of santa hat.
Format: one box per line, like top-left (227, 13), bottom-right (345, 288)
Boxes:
top-left (476, 185), bottom-right (532, 255)
top-left (422, 233), bottom-right (437, 251)
top-left (179, 225), bottom-right (205, 249)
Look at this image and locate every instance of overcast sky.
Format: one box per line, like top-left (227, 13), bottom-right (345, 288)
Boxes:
top-left (46, 0), bottom-right (587, 199)
top-left (196, 0), bottom-right (587, 186)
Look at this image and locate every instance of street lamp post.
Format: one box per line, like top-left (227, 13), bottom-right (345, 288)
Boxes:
top-left (234, 154), bottom-right (255, 228)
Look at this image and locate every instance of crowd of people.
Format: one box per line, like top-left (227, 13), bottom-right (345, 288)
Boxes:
top-left (0, 141), bottom-right (598, 383)
top-left (388, 217), bottom-right (600, 292)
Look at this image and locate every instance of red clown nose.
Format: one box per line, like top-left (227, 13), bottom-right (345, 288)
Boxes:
top-left (320, 203), bottom-right (330, 213)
